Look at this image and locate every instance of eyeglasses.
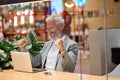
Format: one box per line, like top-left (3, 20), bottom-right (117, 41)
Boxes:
top-left (46, 26), bottom-right (56, 32)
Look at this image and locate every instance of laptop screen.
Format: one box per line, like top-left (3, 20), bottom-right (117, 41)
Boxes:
top-left (11, 51), bottom-right (33, 72)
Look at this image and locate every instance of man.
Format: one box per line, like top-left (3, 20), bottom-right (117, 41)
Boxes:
top-left (18, 14), bottom-right (78, 72)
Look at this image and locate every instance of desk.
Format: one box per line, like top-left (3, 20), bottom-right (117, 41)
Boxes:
top-left (0, 69), bottom-right (119, 80)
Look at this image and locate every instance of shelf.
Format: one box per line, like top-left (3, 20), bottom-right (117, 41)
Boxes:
top-left (1, 1), bottom-right (51, 41)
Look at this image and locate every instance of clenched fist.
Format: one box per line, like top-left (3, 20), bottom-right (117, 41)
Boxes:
top-left (18, 38), bottom-right (27, 50)
top-left (54, 39), bottom-right (65, 52)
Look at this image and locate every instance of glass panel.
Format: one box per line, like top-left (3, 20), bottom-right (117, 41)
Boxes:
top-left (68, 0), bottom-right (107, 77)
top-left (105, 0), bottom-right (120, 79)
top-left (64, 0), bottom-right (120, 80)
top-left (0, 0), bottom-right (120, 80)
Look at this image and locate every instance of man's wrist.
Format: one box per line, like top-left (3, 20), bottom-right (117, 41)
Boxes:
top-left (60, 50), bottom-right (66, 54)
top-left (60, 50), bottom-right (67, 58)
top-left (19, 48), bottom-right (25, 52)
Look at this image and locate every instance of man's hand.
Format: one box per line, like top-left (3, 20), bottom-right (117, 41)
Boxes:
top-left (18, 38), bottom-right (27, 50)
top-left (54, 39), bottom-right (65, 52)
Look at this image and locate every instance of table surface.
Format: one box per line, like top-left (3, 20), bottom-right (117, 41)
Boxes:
top-left (0, 69), bottom-right (119, 80)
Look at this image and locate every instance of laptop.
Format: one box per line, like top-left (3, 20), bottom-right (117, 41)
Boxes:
top-left (10, 51), bottom-right (46, 73)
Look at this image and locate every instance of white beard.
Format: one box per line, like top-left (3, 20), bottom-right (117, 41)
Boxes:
top-left (48, 32), bottom-right (61, 41)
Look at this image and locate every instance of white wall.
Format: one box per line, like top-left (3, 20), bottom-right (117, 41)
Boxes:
top-left (89, 29), bottom-right (120, 75)
top-left (84, 0), bottom-right (120, 30)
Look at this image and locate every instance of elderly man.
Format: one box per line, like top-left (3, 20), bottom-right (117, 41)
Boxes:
top-left (18, 14), bottom-right (78, 72)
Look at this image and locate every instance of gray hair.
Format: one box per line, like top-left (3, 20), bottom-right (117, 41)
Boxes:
top-left (46, 14), bottom-right (65, 27)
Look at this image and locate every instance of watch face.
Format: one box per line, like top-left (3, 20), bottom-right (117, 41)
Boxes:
top-left (75, 0), bottom-right (87, 7)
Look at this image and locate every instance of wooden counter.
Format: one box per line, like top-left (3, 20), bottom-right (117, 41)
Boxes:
top-left (0, 69), bottom-right (119, 80)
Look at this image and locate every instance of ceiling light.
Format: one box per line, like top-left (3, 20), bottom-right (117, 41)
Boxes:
top-left (65, 1), bottom-right (74, 8)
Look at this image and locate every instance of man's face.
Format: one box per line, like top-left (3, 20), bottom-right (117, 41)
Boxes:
top-left (46, 21), bottom-right (61, 41)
